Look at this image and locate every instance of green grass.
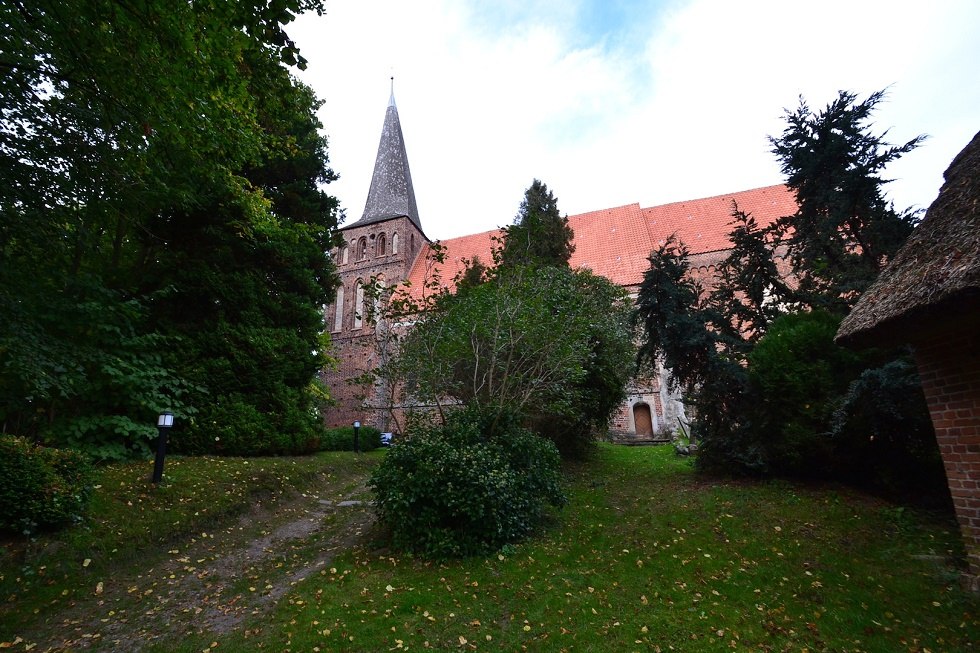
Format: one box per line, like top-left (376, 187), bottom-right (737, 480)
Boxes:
top-left (0, 452), bottom-right (379, 644)
top-left (2, 445), bottom-right (978, 652)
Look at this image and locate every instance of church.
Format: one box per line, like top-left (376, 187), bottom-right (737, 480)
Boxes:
top-left (323, 92), bottom-right (798, 436)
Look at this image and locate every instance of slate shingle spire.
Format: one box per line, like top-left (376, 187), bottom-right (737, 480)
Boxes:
top-left (351, 82), bottom-right (421, 230)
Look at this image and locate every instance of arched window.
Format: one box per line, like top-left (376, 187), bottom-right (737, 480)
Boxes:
top-left (410, 233), bottom-right (415, 254)
top-left (391, 232), bottom-right (399, 254)
top-left (332, 285), bottom-right (345, 332)
top-left (377, 234), bottom-right (386, 257)
top-left (353, 280), bottom-right (364, 329)
top-left (357, 237), bottom-right (368, 261)
top-left (341, 244), bottom-right (349, 265)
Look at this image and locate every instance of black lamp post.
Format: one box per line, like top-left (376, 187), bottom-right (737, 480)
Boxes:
top-left (353, 420), bottom-right (361, 453)
top-left (152, 411), bottom-right (174, 484)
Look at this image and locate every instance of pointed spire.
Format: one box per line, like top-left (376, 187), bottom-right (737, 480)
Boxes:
top-left (350, 84), bottom-right (421, 231)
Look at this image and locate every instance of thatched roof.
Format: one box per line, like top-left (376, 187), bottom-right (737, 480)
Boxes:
top-left (836, 130), bottom-right (980, 346)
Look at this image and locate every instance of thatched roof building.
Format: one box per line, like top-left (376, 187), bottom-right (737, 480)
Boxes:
top-left (836, 130), bottom-right (980, 346)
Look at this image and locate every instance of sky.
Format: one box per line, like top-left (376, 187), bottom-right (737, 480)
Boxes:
top-left (289, 0), bottom-right (980, 240)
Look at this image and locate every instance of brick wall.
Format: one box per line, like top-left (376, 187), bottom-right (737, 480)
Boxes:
top-left (913, 325), bottom-right (980, 590)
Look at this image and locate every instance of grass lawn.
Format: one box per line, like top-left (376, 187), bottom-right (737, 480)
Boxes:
top-left (2, 444), bottom-right (977, 652)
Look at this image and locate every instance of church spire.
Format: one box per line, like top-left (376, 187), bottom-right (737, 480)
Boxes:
top-left (351, 83), bottom-right (421, 231)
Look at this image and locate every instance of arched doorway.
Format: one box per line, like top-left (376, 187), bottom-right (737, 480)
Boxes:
top-left (633, 402), bottom-right (653, 437)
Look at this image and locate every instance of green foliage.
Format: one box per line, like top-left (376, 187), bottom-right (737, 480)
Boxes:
top-left (0, 278), bottom-right (198, 461)
top-left (0, 1), bottom-right (341, 458)
top-left (832, 358), bottom-right (950, 506)
top-left (370, 404), bottom-right (565, 558)
top-left (0, 436), bottom-right (93, 535)
top-left (320, 425), bottom-right (384, 452)
top-left (742, 310), bottom-right (865, 476)
top-left (499, 179), bottom-right (575, 268)
top-left (172, 391), bottom-right (323, 457)
top-left (389, 265), bottom-right (634, 455)
top-left (706, 204), bottom-right (796, 346)
top-left (634, 235), bottom-right (717, 391)
top-left (638, 92), bottom-right (933, 498)
top-left (770, 89), bottom-right (924, 308)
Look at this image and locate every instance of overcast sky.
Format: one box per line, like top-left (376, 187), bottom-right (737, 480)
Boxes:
top-left (290, 1), bottom-right (979, 240)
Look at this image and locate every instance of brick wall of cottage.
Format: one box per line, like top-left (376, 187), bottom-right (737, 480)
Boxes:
top-left (324, 216), bottom-right (427, 430)
top-left (913, 324), bottom-right (980, 590)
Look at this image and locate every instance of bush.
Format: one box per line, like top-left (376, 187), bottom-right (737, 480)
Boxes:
top-left (832, 357), bottom-right (951, 507)
top-left (0, 436), bottom-right (94, 535)
top-left (172, 392), bottom-right (323, 456)
top-left (370, 404), bottom-right (566, 558)
top-left (320, 425), bottom-right (383, 452)
top-left (743, 309), bottom-right (865, 477)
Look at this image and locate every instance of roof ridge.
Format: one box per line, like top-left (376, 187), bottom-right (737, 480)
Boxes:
top-left (642, 183), bottom-right (789, 211)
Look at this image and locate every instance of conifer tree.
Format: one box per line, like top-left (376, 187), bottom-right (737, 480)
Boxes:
top-left (769, 89), bottom-right (924, 310)
top-left (500, 179), bottom-right (575, 268)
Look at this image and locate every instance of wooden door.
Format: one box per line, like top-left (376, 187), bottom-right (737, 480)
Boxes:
top-left (633, 403), bottom-right (653, 437)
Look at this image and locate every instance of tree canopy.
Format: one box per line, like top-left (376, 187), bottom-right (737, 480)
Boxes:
top-left (0, 1), bottom-right (340, 458)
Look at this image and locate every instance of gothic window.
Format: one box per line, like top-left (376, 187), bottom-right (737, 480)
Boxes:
top-left (332, 285), bottom-right (345, 332)
top-left (341, 244), bottom-right (349, 265)
top-left (410, 233), bottom-right (415, 254)
top-left (391, 232), bottom-right (399, 254)
top-left (357, 237), bottom-right (368, 261)
top-left (353, 280), bottom-right (364, 329)
top-left (377, 234), bottom-right (386, 257)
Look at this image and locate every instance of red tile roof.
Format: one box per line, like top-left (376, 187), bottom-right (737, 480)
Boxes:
top-left (404, 184), bottom-right (796, 298)
top-left (567, 203), bottom-right (653, 287)
top-left (645, 184), bottom-right (797, 255)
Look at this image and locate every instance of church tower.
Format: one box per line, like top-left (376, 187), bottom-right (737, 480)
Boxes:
top-left (324, 87), bottom-right (428, 429)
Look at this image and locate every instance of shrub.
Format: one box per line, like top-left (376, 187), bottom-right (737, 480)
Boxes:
top-left (320, 425), bottom-right (383, 452)
top-left (0, 436), bottom-right (94, 535)
top-left (172, 391), bottom-right (323, 456)
top-left (744, 309), bottom-right (865, 477)
top-left (370, 404), bottom-right (566, 558)
top-left (832, 357), bottom-right (951, 507)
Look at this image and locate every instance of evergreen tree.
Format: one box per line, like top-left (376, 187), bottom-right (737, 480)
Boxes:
top-left (706, 203), bottom-right (795, 349)
top-left (769, 89), bottom-right (924, 309)
top-left (500, 180), bottom-right (575, 268)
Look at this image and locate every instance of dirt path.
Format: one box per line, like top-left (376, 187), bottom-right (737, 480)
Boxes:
top-left (29, 477), bottom-right (377, 652)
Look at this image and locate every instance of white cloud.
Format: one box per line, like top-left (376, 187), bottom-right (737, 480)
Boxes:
top-left (291, 0), bottom-right (980, 239)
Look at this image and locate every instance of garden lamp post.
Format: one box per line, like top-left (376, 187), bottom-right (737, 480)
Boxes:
top-left (353, 420), bottom-right (361, 453)
top-left (152, 411), bottom-right (174, 484)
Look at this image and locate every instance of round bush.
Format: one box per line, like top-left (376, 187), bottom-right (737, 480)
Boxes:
top-left (0, 436), bottom-right (94, 535)
top-left (369, 405), bottom-right (565, 558)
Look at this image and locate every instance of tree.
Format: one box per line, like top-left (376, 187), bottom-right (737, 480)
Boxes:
top-left (379, 265), bottom-right (634, 456)
top-left (706, 204), bottom-right (796, 348)
top-left (770, 89), bottom-right (924, 309)
top-left (633, 235), bottom-right (751, 459)
top-left (634, 236), bottom-right (716, 392)
top-left (499, 179), bottom-right (575, 268)
top-left (0, 1), bottom-right (340, 457)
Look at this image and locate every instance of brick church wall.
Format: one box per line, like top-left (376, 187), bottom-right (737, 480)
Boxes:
top-left (913, 325), bottom-right (980, 590)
